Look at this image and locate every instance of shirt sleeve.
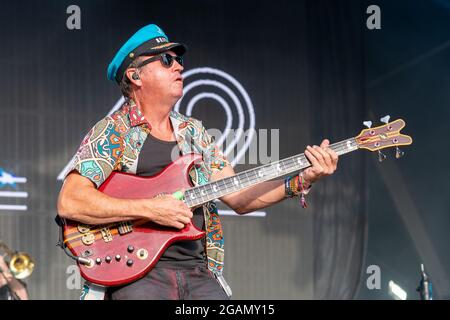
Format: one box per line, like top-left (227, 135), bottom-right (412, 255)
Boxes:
top-left (65, 117), bottom-right (124, 188)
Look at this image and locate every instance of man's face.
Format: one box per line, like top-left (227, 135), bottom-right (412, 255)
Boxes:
top-left (136, 50), bottom-right (184, 102)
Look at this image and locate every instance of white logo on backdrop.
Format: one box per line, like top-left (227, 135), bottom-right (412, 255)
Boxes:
top-left (175, 67), bottom-right (256, 167)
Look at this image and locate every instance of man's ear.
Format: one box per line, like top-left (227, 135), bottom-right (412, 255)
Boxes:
top-left (125, 68), bottom-right (142, 86)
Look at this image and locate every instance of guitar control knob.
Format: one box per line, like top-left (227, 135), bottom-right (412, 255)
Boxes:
top-left (95, 258), bottom-right (102, 265)
top-left (126, 259), bottom-right (134, 267)
top-left (136, 248), bottom-right (148, 260)
top-left (105, 256), bottom-right (112, 263)
top-left (115, 254), bottom-right (121, 261)
top-left (127, 245), bottom-right (134, 253)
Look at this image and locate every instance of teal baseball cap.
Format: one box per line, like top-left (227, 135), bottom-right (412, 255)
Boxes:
top-left (107, 24), bottom-right (187, 83)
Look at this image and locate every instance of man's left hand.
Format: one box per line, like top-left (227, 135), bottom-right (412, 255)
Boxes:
top-left (302, 139), bottom-right (338, 185)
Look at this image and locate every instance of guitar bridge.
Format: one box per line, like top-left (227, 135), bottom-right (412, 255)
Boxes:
top-left (118, 222), bottom-right (133, 235)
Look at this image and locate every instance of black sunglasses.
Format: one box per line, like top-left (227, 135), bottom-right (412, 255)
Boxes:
top-left (136, 53), bottom-right (184, 69)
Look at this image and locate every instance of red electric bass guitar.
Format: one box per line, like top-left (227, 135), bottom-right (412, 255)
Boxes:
top-left (61, 118), bottom-right (412, 286)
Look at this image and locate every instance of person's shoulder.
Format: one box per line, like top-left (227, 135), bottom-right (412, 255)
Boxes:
top-left (108, 103), bottom-right (132, 128)
top-left (89, 104), bottom-right (131, 135)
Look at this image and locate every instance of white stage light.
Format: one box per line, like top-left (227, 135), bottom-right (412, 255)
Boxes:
top-left (389, 280), bottom-right (407, 300)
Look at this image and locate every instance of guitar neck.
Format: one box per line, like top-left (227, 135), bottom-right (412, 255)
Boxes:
top-left (183, 137), bottom-right (359, 208)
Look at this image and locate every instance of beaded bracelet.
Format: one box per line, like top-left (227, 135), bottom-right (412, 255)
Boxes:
top-left (298, 172), bottom-right (308, 208)
top-left (285, 176), bottom-right (296, 198)
top-left (284, 172), bottom-right (311, 208)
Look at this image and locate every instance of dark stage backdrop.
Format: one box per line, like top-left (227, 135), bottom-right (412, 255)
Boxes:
top-left (0, 0), bottom-right (366, 299)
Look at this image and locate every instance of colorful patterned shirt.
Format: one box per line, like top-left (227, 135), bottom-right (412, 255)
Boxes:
top-left (66, 100), bottom-right (229, 276)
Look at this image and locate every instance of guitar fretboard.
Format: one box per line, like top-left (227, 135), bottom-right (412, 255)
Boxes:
top-left (183, 137), bottom-right (359, 208)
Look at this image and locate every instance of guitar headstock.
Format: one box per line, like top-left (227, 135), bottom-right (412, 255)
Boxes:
top-left (355, 116), bottom-right (412, 161)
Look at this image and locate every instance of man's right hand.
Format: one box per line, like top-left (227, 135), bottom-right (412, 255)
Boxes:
top-left (144, 195), bottom-right (193, 229)
top-left (58, 172), bottom-right (195, 227)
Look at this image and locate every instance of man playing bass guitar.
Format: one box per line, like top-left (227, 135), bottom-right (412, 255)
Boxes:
top-left (57, 24), bottom-right (338, 300)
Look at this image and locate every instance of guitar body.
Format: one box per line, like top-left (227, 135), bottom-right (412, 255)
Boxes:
top-left (63, 153), bottom-right (206, 287)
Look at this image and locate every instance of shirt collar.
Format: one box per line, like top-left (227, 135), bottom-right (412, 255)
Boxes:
top-left (127, 100), bottom-right (150, 128)
top-left (126, 100), bottom-right (183, 138)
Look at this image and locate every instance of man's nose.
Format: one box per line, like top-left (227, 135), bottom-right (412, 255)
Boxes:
top-left (173, 60), bottom-right (183, 72)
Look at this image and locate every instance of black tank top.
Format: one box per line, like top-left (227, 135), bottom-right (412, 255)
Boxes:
top-left (135, 133), bottom-right (206, 267)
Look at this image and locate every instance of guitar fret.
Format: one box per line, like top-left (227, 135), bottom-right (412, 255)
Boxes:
top-left (243, 171), bottom-right (250, 188)
top-left (212, 182), bottom-right (219, 196)
top-left (229, 178), bottom-right (237, 193)
top-left (289, 158), bottom-right (296, 171)
top-left (196, 188), bottom-right (204, 204)
top-left (233, 176), bottom-right (239, 188)
top-left (206, 183), bottom-right (214, 199)
top-left (200, 186), bottom-right (207, 201)
top-left (184, 196), bottom-right (193, 207)
top-left (223, 178), bottom-right (230, 193)
top-left (227, 178), bottom-right (235, 193)
top-left (223, 178), bottom-right (232, 194)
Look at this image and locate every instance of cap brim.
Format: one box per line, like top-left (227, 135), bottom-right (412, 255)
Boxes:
top-left (140, 42), bottom-right (187, 57)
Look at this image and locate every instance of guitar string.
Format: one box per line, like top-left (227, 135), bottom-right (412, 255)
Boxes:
top-left (184, 138), bottom-right (359, 207)
top-left (185, 138), bottom-right (357, 201)
top-left (356, 130), bottom-right (401, 143)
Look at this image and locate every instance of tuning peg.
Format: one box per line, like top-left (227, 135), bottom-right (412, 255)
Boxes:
top-left (363, 121), bottom-right (372, 128)
top-left (380, 115), bottom-right (391, 124)
top-left (378, 150), bottom-right (387, 162)
top-left (395, 147), bottom-right (404, 159)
